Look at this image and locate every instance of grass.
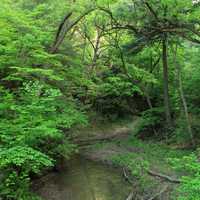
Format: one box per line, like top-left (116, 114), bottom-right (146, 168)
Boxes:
top-left (120, 136), bottom-right (191, 173)
top-left (84, 135), bottom-right (192, 197)
top-left (79, 119), bottom-right (197, 199)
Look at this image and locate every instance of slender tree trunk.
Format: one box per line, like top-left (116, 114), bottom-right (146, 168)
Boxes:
top-left (173, 48), bottom-right (195, 146)
top-left (146, 92), bottom-right (153, 109)
top-left (162, 36), bottom-right (172, 129)
top-left (177, 65), bottom-right (195, 146)
top-left (91, 28), bottom-right (101, 70)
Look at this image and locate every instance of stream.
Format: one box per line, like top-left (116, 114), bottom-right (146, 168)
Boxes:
top-left (34, 155), bottom-right (132, 200)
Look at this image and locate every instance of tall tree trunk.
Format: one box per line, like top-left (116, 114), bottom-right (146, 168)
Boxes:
top-left (173, 47), bottom-right (195, 147)
top-left (162, 36), bottom-right (172, 129)
top-left (91, 28), bottom-right (101, 70)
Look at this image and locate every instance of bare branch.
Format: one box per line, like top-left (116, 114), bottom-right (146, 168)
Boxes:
top-left (143, 0), bottom-right (158, 20)
top-left (177, 32), bottom-right (200, 44)
top-left (53, 12), bottom-right (73, 47)
top-left (50, 8), bottom-right (96, 53)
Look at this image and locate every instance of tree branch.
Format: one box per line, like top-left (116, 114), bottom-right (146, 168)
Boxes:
top-left (50, 8), bottom-right (96, 53)
top-left (177, 32), bottom-right (200, 44)
top-left (53, 12), bottom-right (73, 48)
top-left (143, 1), bottom-right (158, 20)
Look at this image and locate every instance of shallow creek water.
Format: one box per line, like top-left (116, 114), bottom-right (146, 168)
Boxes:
top-left (34, 155), bottom-right (132, 200)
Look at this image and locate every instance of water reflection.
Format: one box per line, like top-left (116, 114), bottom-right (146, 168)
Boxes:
top-left (34, 156), bottom-right (131, 200)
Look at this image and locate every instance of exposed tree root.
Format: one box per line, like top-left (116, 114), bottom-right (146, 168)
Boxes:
top-left (126, 190), bottom-right (135, 200)
top-left (147, 185), bottom-right (169, 200)
top-left (123, 167), bottom-right (134, 184)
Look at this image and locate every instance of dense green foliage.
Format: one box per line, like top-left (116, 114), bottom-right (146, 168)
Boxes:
top-left (0, 82), bottom-right (86, 199)
top-left (0, 0), bottom-right (200, 199)
top-left (169, 153), bottom-right (200, 200)
top-left (0, 1), bottom-right (88, 199)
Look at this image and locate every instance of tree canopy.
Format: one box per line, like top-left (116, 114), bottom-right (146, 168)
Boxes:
top-left (0, 0), bottom-right (200, 199)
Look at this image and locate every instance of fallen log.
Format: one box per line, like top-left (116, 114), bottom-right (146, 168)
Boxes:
top-left (147, 170), bottom-right (181, 183)
top-left (123, 166), bottom-right (180, 184)
top-left (123, 168), bottom-right (173, 200)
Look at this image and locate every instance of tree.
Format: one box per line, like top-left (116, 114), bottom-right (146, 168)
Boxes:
top-left (102, 0), bottom-right (200, 129)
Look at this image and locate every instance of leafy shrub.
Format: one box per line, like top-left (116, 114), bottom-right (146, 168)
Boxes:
top-left (0, 146), bottom-right (53, 200)
top-left (136, 107), bottom-right (164, 137)
top-left (0, 82), bottom-right (87, 199)
top-left (94, 74), bottom-right (142, 119)
top-left (169, 153), bottom-right (200, 200)
top-left (112, 153), bottom-right (149, 179)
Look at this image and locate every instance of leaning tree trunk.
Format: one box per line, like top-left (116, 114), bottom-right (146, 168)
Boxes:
top-left (173, 47), bottom-right (195, 147)
top-left (162, 36), bottom-right (172, 129)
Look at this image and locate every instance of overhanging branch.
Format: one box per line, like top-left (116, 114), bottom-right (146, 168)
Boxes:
top-left (50, 8), bottom-right (96, 53)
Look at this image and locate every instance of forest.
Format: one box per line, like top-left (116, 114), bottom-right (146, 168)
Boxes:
top-left (0, 0), bottom-right (200, 199)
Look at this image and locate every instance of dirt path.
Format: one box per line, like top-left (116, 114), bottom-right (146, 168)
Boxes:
top-left (73, 127), bottom-right (131, 146)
